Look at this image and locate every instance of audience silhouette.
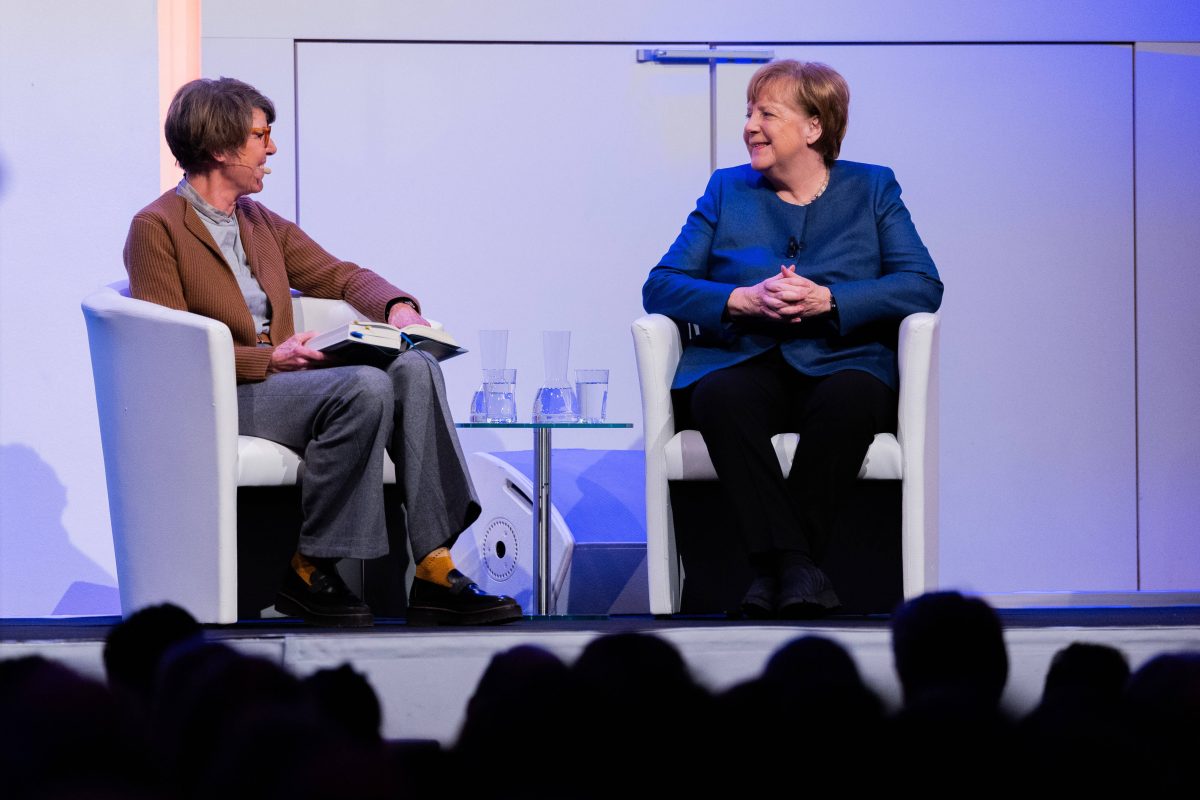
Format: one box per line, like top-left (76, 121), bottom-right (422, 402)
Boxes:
top-left (1, 595), bottom-right (1196, 797)
top-left (888, 591), bottom-right (1016, 791)
top-left (1020, 642), bottom-right (1132, 792)
top-left (454, 644), bottom-right (570, 798)
top-left (1121, 651), bottom-right (1200, 792)
top-left (104, 601), bottom-right (203, 728)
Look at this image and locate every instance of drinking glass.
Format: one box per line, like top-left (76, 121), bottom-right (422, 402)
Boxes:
top-left (469, 330), bottom-right (510, 422)
top-left (574, 369), bottom-right (609, 423)
top-left (532, 330), bottom-right (578, 422)
top-left (481, 368), bottom-right (517, 423)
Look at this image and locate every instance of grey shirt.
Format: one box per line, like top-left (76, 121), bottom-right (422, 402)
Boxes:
top-left (177, 178), bottom-right (271, 334)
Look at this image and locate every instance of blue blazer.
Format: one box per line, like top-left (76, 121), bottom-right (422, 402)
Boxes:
top-left (643, 161), bottom-right (943, 391)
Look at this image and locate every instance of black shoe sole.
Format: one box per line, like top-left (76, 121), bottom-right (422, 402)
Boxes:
top-left (778, 590), bottom-right (842, 620)
top-left (406, 602), bottom-right (523, 627)
top-left (275, 591), bottom-right (374, 628)
top-left (740, 600), bottom-right (776, 620)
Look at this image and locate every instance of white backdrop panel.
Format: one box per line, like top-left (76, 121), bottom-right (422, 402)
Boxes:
top-left (716, 45), bottom-right (1138, 593)
top-left (203, 37), bottom-right (300, 221)
top-left (294, 42), bottom-right (711, 454)
top-left (204, 0), bottom-right (1200, 44)
top-left (1134, 45), bottom-right (1200, 591)
top-left (0, 0), bottom-right (158, 616)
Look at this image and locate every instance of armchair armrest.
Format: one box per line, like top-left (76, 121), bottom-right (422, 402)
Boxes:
top-left (632, 313), bottom-right (686, 613)
top-left (632, 314), bottom-right (683, 448)
top-left (896, 311), bottom-right (940, 595)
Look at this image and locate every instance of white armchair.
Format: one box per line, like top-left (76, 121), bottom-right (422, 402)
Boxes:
top-left (82, 282), bottom-right (395, 623)
top-left (631, 312), bottom-right (940, 615)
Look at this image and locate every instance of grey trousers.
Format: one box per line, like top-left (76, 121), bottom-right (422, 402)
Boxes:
top-left (236, 350), bottom-right (481, 562)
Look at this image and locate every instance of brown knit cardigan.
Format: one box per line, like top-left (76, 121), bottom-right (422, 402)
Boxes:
top-left (124, 190), bottom-right (414, 383)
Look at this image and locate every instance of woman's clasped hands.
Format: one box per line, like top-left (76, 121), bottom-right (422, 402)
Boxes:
top-left (727, 265), bottom-right (833, 322)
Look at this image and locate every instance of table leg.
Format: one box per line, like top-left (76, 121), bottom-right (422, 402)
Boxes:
top-left (533, 426), bottom-right (552, 615)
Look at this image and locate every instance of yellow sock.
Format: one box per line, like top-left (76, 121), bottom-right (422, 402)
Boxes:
top-left (291, 552), bottom-right (318, 586)
top-left (415, 547), bottom-right (456, 587)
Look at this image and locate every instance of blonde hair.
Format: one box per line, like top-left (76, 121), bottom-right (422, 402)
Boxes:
top-left (747, 60), bottom-right (849, 164)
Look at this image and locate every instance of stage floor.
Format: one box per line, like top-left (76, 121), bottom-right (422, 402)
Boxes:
top-left (4, 607), bottom-right (1199, 744)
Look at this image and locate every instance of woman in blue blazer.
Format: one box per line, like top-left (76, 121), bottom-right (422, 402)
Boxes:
top-left (643, 60), bottom-right (943, 618)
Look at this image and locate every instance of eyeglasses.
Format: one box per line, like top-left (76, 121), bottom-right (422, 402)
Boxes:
top-left (249, 125), bottom-right (272, 148)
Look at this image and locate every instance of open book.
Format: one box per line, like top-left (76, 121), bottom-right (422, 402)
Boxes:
top-left (306, 321), bottom-right (467, 367)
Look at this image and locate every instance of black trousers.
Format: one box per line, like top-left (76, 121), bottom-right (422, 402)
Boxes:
top-left (678, 348), bottom-right (897, 563)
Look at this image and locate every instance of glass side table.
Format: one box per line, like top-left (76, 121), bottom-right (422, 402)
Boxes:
top-left (455, 422), bottom-right (632, 616)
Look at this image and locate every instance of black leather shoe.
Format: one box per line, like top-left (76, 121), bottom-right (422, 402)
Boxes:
top-left (275, 562), bottom-right (374, 628)
top-left (740, 574), bottom-right (777, 619)
top-left (407, 570), bottom-right (522, 626)
top-left (777, 558), bottom-right (841, 620)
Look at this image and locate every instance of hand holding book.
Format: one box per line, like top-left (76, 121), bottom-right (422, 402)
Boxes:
top-left (266, 330), bottom-right (328, 374)
top-left (306, 321), bottom-right (467, 368)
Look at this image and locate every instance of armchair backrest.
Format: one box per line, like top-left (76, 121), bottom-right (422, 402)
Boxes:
top-left (82, 284), bottom-right (241, 618)
top-left (291, 292), bottom-right (361, 332)
top-left (82, 282), bottom-right (369, 621)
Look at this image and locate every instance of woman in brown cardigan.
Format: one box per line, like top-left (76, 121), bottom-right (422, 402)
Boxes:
top-left (125, 77), bottom-right (520, 627)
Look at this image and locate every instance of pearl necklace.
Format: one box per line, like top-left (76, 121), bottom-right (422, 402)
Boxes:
top-left (797, 167), bottom-right (830, 206)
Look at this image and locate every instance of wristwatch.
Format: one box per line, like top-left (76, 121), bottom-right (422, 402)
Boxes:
top-left (387, 296), bottom-right (421, 316)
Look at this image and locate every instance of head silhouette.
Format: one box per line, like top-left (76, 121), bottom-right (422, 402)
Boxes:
top-left (892, 591), bottom-right (1008, 709)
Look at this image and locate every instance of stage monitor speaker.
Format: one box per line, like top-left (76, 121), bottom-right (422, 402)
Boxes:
top-left (451, 452), bottom-right (574, 614)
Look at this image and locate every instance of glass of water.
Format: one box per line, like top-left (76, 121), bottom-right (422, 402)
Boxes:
top-left (532, 331), bottom-right (578, 423)
top-left (574, 369), bottom-right (609, 423)
top-left (472, 368), bottom-right (516, 423)
top-left (470, 330), bottom-right (511, 422)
